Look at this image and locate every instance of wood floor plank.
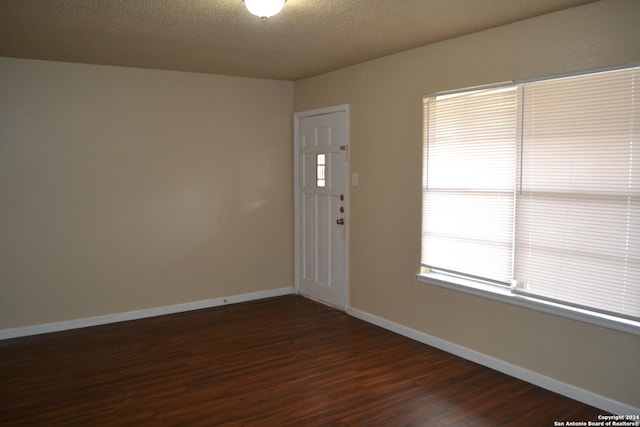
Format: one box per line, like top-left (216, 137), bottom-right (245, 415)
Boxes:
top-left (0, 295), bottom-right (606, 426)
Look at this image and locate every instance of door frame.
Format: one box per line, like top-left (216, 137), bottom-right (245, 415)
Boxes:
top-left (293, 104), bottom-right (350, 310)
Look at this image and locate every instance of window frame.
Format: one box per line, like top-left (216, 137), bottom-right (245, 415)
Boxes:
top-left (417, 63), bottom-right (640, 336)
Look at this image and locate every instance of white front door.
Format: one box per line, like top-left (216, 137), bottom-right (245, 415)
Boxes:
top-left (294, 106), bottom-right (349, 309)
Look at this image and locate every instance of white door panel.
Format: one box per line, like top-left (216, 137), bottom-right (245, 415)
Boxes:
top-left (295, 107), bottom-right (349, 309)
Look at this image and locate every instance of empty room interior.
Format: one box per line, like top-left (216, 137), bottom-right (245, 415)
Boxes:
top-left (1, 0), bottom-right (639, 425)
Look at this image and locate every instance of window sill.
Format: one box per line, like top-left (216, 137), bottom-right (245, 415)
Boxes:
top-left (417, 272), bottom-right (640, 337)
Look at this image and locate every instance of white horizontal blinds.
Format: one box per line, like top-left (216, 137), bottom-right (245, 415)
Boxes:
top-left (514, 67), bottom-right (640, 320)
top-left (422, 87), bottom-right (517, 283)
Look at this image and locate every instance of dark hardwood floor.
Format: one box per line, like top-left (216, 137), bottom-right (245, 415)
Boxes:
top-left (1, 295), bottom-right (605, 426)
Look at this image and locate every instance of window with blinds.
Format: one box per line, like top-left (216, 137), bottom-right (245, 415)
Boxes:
top-left (422, 86), bottom-right (517, 284)
top-left (422, 65), bottom-right (640, 322)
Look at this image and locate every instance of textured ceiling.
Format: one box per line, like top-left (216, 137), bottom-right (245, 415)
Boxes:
top-left (0, 0), bottom-right (598, 81)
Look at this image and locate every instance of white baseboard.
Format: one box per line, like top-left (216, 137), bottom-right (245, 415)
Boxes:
top-left (0, 287), bottom-right (295, 340)
top-left (346, 306), bottom-right (639, 416)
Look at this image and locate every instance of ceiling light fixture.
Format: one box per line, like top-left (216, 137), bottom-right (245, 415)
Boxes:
top-left (243, 0), bottom-right (286, 20)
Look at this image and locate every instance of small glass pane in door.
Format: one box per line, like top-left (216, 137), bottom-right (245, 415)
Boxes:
top-left (317, 154), bottom-right (326, 187)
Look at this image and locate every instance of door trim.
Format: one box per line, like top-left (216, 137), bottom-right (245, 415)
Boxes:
top-left (293, 104), bottom-right (350, 311)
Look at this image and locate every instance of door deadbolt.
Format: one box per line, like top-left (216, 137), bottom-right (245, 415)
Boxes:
top-left (336, 218), bottom-right (344, 225)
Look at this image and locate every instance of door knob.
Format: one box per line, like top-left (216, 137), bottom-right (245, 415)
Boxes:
top-left (336, 218), bottom-right (344, 225)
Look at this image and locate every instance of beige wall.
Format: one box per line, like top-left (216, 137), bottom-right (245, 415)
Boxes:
top-left (294, 0), bottom-right (640, 408)
top-left (0, 58), bottom-right (294, 328)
